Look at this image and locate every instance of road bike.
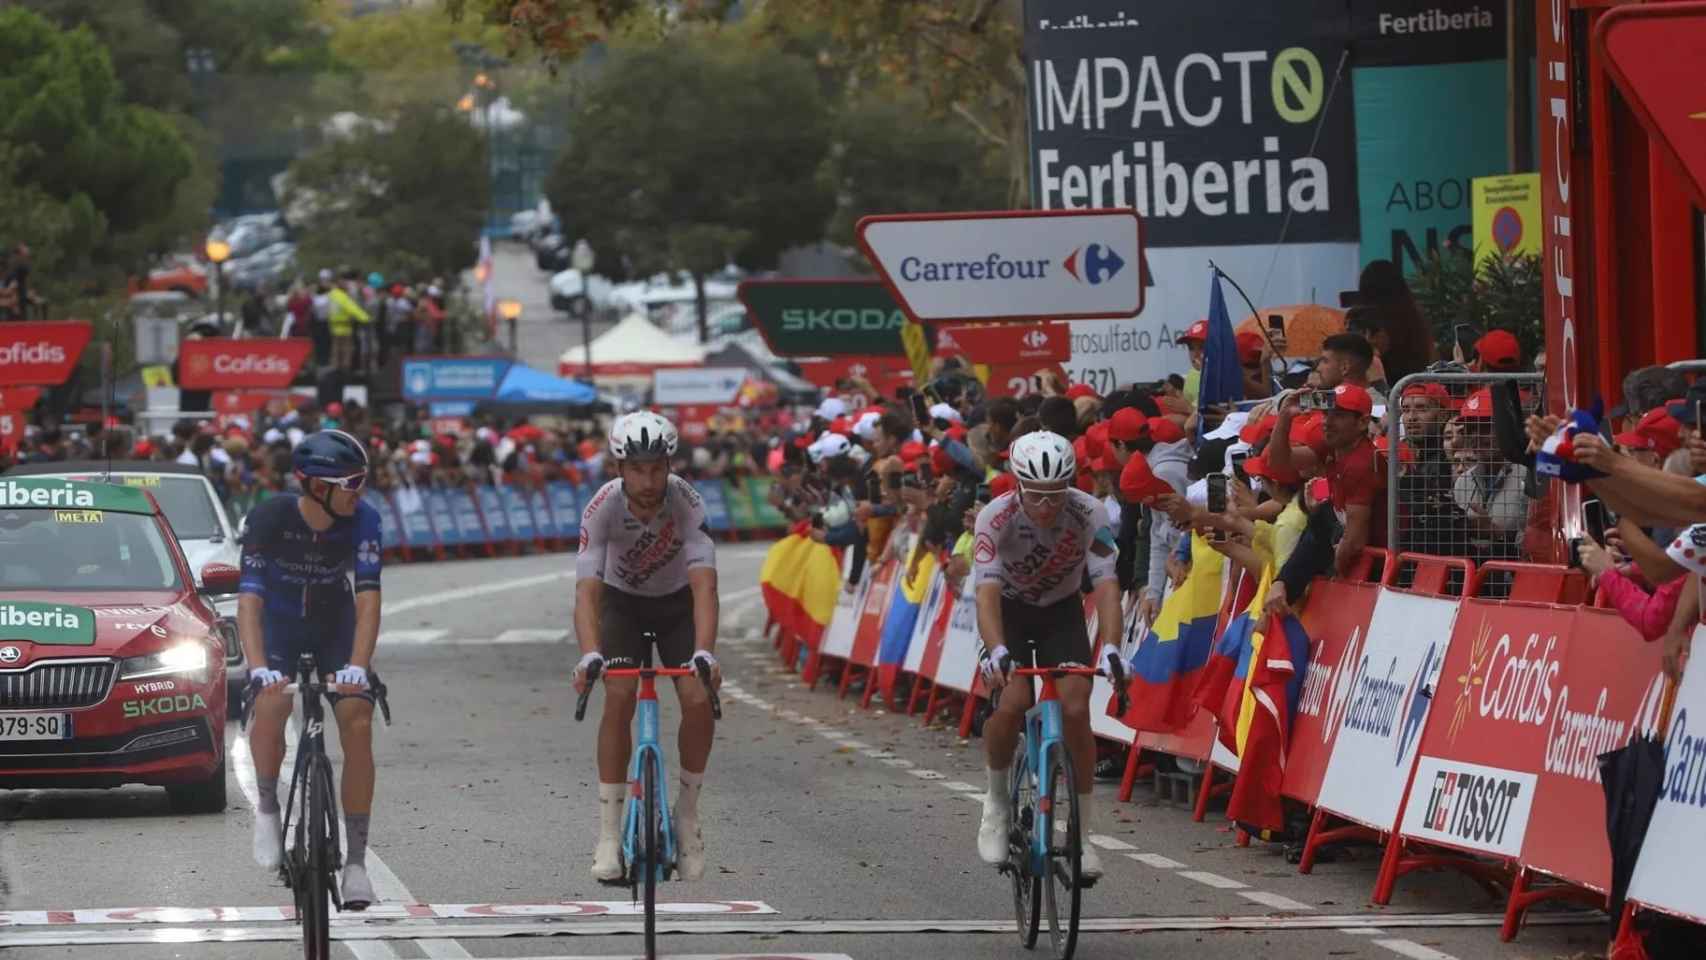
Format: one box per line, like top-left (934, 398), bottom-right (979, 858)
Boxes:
top-left (998, 660), bottom-right (1128, 960)
top-left (244, 652), bottom-right (391, 960)
top-left (574, 649), bottom-right (721, 960)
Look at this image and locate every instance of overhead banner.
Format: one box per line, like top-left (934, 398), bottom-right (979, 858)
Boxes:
top-left (737, 281), bottom-right (912, 358)
top-left (858, 210), bottom-right (1145, 322)
top-left (938, 322), bottom-right (1072, 363)
top-left (653, 367), bottom-right (746, 406)
top-left (178, 339), bottom-right (313, 390)
top-left (0, 322), bottom-right (95, 387)
top-left (401, 356), bottom-right (512, 402)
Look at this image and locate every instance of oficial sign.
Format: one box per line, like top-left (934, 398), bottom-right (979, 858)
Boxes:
top-left (0, 322), bottom-right (95, 387)
top-left (178, 339), bottom-right (312, 389)
top-left (737, 280), bottom-right (912, 358)
top-left (858, 209), bottom-right (1145, 322)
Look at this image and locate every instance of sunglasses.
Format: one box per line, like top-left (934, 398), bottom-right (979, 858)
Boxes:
top-left (1020, 489), bottom-right (1066, 507)
top-left (317, 472), bottom-right (368, 492)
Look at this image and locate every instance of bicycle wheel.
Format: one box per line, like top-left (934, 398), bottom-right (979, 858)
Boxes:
top-left (1042, 749), bottom-right (1082, 960)
top-left (301, 757), bottom-right (332, 960)
top-left (642, 757), bottom-right (659, 960)
top-left (1009, 733), bottom-right (1041, 949)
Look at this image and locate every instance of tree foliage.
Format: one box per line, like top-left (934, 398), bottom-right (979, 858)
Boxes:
top-left (1411, 249), bottom-right (1544, 360)
top-left (285, 103), bottom-right (490, 282)
top-left (543, 38), bottom-right (834, 329)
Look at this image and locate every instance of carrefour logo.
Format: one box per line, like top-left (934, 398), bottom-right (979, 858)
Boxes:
top-left (1062, 244), bottom-right (1125, 285)
top-left (898, 254), bottom-right (1051, 283)
top-left (1022, 330), bottom-right (1049, 349)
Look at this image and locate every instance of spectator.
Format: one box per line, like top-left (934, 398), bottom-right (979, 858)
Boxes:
top-left (1612, 364), bottom-right (1689, 427)
top-left (1396, 383), bottom-right (1471, 557)
top-left (284, 280), bottom-right (314, 340)
top-left (1452, 388), bottom-right (1527, 560)
top-left (1349, 258), bottom-right (1435, 385)
top-left (1178, 320), bottom-right (1208, 408)
top-left (1472, 329), bottom-right (1523, 374)
top-left (1270, 383), bottom-right (1384, 576)
top-left (328, 269), bottom-right (370, 373)
top-left (1312, 332), bottom-right (1385, 405)
top-left (1039, 396), bottom-right (1079, 438)
top-left (968, 396), bottom-right (1020, 471)
top-left (311, 269), bottom-right (335, 365)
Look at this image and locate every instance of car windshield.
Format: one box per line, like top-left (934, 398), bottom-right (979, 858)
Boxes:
top-left (0, 508), bottom-right (181, 591)
top-left (141, 477), bottom-right (226, 540)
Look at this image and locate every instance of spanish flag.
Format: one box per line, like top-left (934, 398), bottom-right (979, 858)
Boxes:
top-left (1225, 610), bottom-right (1312, 833)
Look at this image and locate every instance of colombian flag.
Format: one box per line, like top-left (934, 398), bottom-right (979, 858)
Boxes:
top-left (1201, 568), bottom-right (1271, 748)
top-left (1226, 611), bottom-right (1312, 833)
top-left (876, 541), bottom-right (936, 703)
top-left (1109, 532), bottom-right (1226, 733)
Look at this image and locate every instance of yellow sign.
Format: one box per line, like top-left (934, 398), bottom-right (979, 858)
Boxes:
top-left (54, 510), bottom-right (104, 524)
top-left (1471, 173), bottom-right (1541, 270)
top-left (140, 365), bottom-right (175, 388)
top-left (121, 476), bottom-right (160, 488)
top-left (899, 316), bottom-right (933, 387)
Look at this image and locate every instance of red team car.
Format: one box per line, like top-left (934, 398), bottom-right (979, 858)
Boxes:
top-left (0, 477), bottom-right (232, 811)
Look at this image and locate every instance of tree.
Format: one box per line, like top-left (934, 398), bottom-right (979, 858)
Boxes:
top-left (1411, 249), bottom-right (1544, 360)
top-left (284, 103), bottom-right (490, 282)
top-left (543, 39), bottom-right (833, 340)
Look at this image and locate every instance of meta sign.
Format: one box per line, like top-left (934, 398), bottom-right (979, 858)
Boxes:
top-left (177, 339), bottom-right (313, 390)
top-left (857, 209), bottom-right (1145, 322)
top-left (0, 322), bottom-right (94, 387)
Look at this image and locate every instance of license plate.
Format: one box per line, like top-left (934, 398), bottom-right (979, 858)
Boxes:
top-left (0, 712), bottom-right (72, 741)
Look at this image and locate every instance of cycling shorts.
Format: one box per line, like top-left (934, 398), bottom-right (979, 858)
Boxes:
top-left (262, 606), bottom-right (373, 704)
top-left (600, 585), bottom-right (695, 668)
top-left (999, 593), bottom-right (1091, 669)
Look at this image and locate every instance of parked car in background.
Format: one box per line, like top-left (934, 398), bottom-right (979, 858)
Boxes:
top-left (129, 255), bottom-right (209, 298)
top-left (227, 241), bottom-right (297, 293)
top-left (548, 268), bottom-right (614, 318)
top-left (208, 212), bottom-right (289, 262)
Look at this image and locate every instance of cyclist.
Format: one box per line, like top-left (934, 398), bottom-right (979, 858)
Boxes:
top-left (571, 411), bottom-right (721, 882)
top-left (972, 431), bottom-right (1124, 880)
top-left (240, 429), bottom-right (384, 909)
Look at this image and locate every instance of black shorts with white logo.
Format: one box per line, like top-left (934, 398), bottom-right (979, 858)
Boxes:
top-left (999, 592), bottom-right (1092, 669)
top-left (599, 585), bottom-right (695, 668)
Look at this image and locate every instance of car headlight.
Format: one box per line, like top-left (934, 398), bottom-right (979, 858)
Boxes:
top-left (119, 642), bottom-right (210, 682)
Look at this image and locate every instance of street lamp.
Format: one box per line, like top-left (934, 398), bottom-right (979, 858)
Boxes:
top-left (498, 299), bottom-right (523, 355)
top-left (204, 238), bottom-right (231, 332)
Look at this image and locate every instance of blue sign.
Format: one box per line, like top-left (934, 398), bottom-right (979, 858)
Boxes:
top-left (693, 481), bottom-right (731, 533)
top-left (362, 490), bottom-right (402, 552)
top-left (452, 490), bottom-right (488, 543)
top-left (529, 487), bottom-right (562, 540)
top-left (402, 357), bottom-right (512, 402)
top-left (395, 490), bottom-right (438, 550)
top-left (475, 486), bottom-right (514, 544)
top-left (548, 483), bottom-right (582, 540)
top-left (423, 489), bottom-right (465, 545)
top-left (498, 486), bottom-right (536, 542)
top-left (429, 401), bottom-right (477, 418)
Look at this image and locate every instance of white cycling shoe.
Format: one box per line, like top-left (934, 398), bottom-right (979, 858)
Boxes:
top-left (340, 863), bottom-right (376, 910)
top-left (591, 835), bottom-right (624, 882)
top-left (977, 796), bottom-right (1010, 865)
top-left (675, 812), bottom-right (706, 881)
top-left (1079, 841), bottom-right (1104, 882)
top-left (252, 811), bottom-right (282, 870)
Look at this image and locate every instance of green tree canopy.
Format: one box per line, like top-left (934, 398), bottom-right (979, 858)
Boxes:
top-left (285, 103), bottom-right (490, 282)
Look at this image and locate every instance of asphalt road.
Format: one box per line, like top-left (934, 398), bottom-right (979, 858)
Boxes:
top-left (1, 542), bottom-right (1609, 960)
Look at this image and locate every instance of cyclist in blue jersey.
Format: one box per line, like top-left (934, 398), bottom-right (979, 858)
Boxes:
top-left (239, 430), bottom-right (384, 909)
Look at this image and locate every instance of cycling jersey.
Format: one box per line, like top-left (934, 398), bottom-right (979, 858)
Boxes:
top-left (239, 495), bottom-right (383, 618)
top-left (575, 475), bottom-right (715, 597)
top-left (971, 489), bottom-right (1118, 606)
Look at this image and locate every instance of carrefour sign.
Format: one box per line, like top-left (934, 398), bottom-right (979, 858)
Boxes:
top-left (856, 209), bottom-right (1144, 323)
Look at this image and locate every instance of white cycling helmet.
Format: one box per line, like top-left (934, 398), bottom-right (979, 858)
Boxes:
top-left (1008, 430), bottom-right (1075, 487)
top-left (608, 411), bottom-right (678, 461)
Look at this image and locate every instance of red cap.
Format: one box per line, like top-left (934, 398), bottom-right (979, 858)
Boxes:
top-left (1106, 407), bottom-right (1149, 442)
top-left (1095, 452), bottom-right (1119, 473)
top-left (325, 402), bottom-right (343, 417)
top-left (1330, 384), bottom-right (1373, 416)
top-left (1084, 422), bottom-right (1109, 460)
top-left (1615, 407), bottom-right (1683, 458)
top-left (1148, 418), bottom-right (1186, 444)
top-left (1243, 453), bottom-right (1299, 485)
top-left (1290, 412), bottom-right (1328, 457)
top-left (1073, 435), bottom-right (1090, 464)
top-left (132, 440), bottom-right (155, 458)
top-left (1065, 383), bottom-right (1099, 401)
top-left (578, 439), bottom-right (600, 459)
top-left (1458, 388), bottom-right (1495, 420)
top-left (990, 472), bottom-right (1018, 498)
top-left (899, 440), bottom-right (927, 465)
top-left (1403, 382), bottom-right (1453, 405)
top-left (945, 424), bottom-right (968, 443)
top-left (1239, 414), bottom-right (1277, 445)
top-left (1180, 320), bottom-right (1209, 343)
top-left (1235, 330), bottom-right (1265, 365)
top-left (1374, 435), bottom-right (1417, 463)
top-left (1119, 451), bottom-right (1174, 503)
top-left (829, 415), bottom-right (852, 436)
top-left (930, 443), bottom-right (954, 477)
top-left (1475, 329), bottom-right (1522, 370)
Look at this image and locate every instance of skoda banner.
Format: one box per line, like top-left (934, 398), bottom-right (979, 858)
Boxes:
top-left (177, 339), bottom-right (313, 390)
top-left (737, 280), bottom-right (914, 358)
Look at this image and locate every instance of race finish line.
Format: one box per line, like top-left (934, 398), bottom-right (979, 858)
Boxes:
top-left (0, 909), bottom-right (1602, 948)
top-left (0, 899), bottom-right (776, 927)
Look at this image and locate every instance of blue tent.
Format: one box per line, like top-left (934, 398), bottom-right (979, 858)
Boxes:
top-left (481, 364), bottom-right (603, 412)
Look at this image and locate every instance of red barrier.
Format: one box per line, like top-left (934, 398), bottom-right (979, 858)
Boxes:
top-left (839, 559), bottom-right (897, 700)
top-left (1280, 578), bottom-right (1383, 808)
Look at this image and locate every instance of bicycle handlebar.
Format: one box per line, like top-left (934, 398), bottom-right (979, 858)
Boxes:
top-left (573, 661), bottom-right (723, 722)
top-left (1003, 662), bottom-right (1133, 716)
top-left (239, 674), bottom-right (393, 730)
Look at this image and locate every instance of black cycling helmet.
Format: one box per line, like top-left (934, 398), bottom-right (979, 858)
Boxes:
top-left (293, 429), bottom-right (369, 479)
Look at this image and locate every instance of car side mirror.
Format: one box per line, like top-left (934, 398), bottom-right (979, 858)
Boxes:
top-left (200, 562), bottom-right (241, 596)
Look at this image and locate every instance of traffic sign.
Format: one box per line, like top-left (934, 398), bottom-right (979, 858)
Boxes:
top-left (856, 209), bottom-right (1144, 323)
top-left (737, 280), bottom-right (913, 358)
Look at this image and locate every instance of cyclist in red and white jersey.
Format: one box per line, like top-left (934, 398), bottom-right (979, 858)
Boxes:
top-left (570, 411), bottom-right (721, 881)
top-left (972, 430), bottom-right (1124, 879)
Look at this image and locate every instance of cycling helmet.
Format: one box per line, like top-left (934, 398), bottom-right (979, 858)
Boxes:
top-left (609, 411), bottom-right (678, 461)
top-left (1008, 430), bottom-right (1075, 486)
top-left (293, 429), bottom-right (369, 478)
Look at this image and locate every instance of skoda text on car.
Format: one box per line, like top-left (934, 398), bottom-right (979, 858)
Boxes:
top-left (5, 462), bottom-right (245, 713)
top-left (0, 477), bottom-right (231, 812)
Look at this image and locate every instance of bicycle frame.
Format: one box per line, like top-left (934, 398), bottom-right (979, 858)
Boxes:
top-left (623, 669), bottom-right (678, 885)
top-left (1018, 671), bottom-right (1068, 876)
top-left (282, 653), bottom-right (341, 884)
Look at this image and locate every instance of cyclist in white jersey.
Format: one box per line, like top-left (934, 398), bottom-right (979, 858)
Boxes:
top-left (571, 411), bottom-right (721, 881)
top-left (971, 430), bottom-right (1124, 880)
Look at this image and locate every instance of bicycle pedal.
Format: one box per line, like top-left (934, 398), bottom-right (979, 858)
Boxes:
top-left (594, 876), bottom-right (629, 888)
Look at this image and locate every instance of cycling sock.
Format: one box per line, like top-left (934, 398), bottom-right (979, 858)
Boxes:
top-left (257, 776), bottom-right (280, 815)
top-left (345, 814), bottom-right (370, 868)
top-left (598, 782), bottom-right (626, 839)
top-left (676, 769), bottom-right (704, 821)
top-left (986, 766), bottom-right (1010, 805)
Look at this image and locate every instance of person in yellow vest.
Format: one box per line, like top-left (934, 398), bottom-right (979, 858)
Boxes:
top-left (327, 268), bottom-right (370, 373)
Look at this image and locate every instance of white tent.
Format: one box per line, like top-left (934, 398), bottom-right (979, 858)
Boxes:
top-left (558, 313), bottom-right (707, 394)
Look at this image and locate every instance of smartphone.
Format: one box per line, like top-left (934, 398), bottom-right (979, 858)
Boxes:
top-left (1583, 497), bottom-right (1609, 545)
top-left (1207, 474), bottom-right (1228, 514)
top-left (1266, 314), bottom-right (1285, 334)
top-left (1230, 451), bottom-right (1250, 486)
top-left (886, 472), bottom-right (902, 491)
top-left (910, 392), bottom-right (930, 425)
top-left (975, 483), bottom-right (992, 503)
top-left (866, 475), bottom-right (883, 503)
top-left (902, 475), bottom-right (921, 490)
top-left (918, 460), bottom-right (934, 482)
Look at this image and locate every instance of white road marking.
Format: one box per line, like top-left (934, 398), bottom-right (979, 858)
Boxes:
top-left (1239, 891), bottom-right (1314, 912)
top-left (491, 629), bottom-right (568, 644)
top-left (1126, 853), bottom-right (1184, 869)
top-left (1339, 928), bottom-right (1386, 935)
top-left (383, 571), bottom-right (572, 616)
top-left (841, 740), bottom-right (871, 751)
top-left (1086, 834), bottom-right (1136, 851)
top-left (1177, 870), bottom-right (1247, 890)
top-left (957, 793), bottom-right (986, 803)
top-left (817, 730), bottom-right (849, 740)
top-left (908, 769), bottom-right (946, 780)
top-left (1373, 940), bottom-right (1460, 960)
top-left (880, 758), bottom-right (915, 769)
top-left (942, 782), bottom-right (983, 793)
top-left (378, 629), bottom-right (449, 645)
top-left (861, 749), bottom-right (895, 759)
